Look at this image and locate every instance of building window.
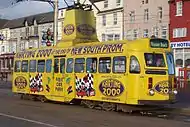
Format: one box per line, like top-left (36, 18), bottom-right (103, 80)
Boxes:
top-left (158, 7), bottom-right (162, 21)
top-left (133, 29), bottom-right (138, 39)
top-left (1, 46), bottom-right (5, 52)
top-left (107, 34), bottom-right (113, 41)
top-left (34, 26), bottom-right (38, 35)
top-left (176, 1), bottom-right (183, 16)
top-left (116, 0), bottom-right (121, 6)
top-left (61, 10), bottom-right (64, 17)
top-left (126, 30), bottom-right (132, 40)
top-left (153, 27), bottom-right (158, 37)
top-left (102, 14), bottom-right (106, 26)
top-left (104, 0), bottom-right (108, 8)
top-left (102, 34), bottom-right (105, 41)
top-left (114, 34), bottom-right (120, 40)
top-left (143, 29), bottom-right (149, 37)
top-left (113, 13), bottom-right (117, 25)
top-left (161, 26), bottom-right (167, 39)
top-left (144, 8), bottom-right (149, 22)
top-left (130, 11), bottom-right (135, 23)
top-left (173, 28), bottom-right (187, 38)
top-left (26, 27), bottom-right (29, 36)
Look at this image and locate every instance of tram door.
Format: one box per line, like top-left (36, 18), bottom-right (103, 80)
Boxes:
top-left (53, 56), bottom-right (65, 97)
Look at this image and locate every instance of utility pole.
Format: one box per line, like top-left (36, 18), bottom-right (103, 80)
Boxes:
top-left (53, 0), bottom-right (58, 46)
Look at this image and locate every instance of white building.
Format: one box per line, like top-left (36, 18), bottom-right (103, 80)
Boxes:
top-left (0, 28), bottom-right (10, 54)
top-left (0, 8), bottom-right (66, 53)
top-left (95, 0), bottom-right (124, 41)
top-left (124, 0), bottom-right (169, 40)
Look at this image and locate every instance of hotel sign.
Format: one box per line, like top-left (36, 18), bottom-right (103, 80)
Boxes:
top-left (170, 41), bottom-right (190, 49)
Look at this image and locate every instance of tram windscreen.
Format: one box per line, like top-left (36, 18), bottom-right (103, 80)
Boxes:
top-left (144, 53), bottom-right (166, 67)
top-left (166, 52), bottom-right (175, 75)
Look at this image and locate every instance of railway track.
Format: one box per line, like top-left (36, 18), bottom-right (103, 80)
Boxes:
top-left (19, 94), bottom-right (190, 122)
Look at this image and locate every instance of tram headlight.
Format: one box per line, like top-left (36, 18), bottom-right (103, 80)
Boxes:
top-left (173, 90), bottom-right (178, 95)
top-left (149, 89), bottom-right (155, 96)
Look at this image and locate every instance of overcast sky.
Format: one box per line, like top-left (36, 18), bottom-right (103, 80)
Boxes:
top-left (0, 0), bottom-right (71, 19)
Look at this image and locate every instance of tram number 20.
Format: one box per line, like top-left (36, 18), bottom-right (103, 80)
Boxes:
top-left (159, 86), bottom-right (169, 94)
top-left (103, 88), bottom-right (121, 97)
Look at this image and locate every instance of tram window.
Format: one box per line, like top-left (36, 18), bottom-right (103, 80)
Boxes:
top-left (66, 58), bottom-right (73, 73)
top-left (74, 58), bottom-right (85, 73)
top-left (14, 61), bottom-right (21, 72)
top-left (113, 56), bottom-right (126, 73)
top-left (54, 59), bottom-right (59, 73)
top-left (21, 60), bottom-right (28, 72)
top-left (86, 58), bottom-right (97, 73)
top-left (46, 59), bottom-right (52, 73)
top-left (60, 58), bottom-right (65, 73)
top-left (29, 60), bottom-right (36, 72)
top-left (99, 57), bottom-right (111, 73)
top-left (37, 60), bottom-right (45, 73)
top-left (130, 56), bottom-right (140, 74)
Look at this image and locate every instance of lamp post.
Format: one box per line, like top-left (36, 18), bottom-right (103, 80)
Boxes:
top-left (15, 0), bottom-right (58, 46)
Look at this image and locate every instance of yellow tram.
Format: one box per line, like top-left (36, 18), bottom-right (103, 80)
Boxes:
top-left (12, 2), bottom-right (178, 111)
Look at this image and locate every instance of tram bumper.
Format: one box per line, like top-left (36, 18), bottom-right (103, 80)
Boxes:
top-left (138, 100), bottom-right (177, 106)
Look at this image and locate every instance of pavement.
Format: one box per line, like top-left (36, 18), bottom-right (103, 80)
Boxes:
top-left (0, 81), bottom-right (190, 127)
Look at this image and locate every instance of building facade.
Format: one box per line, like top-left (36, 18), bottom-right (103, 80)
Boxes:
top-left (0, 8), bottom-right (65, 53)
top-left (169, 0), bottom-right (190, 71)
top-left (95, 0), bottom-right (124, 41)
top-left (0, 9), bottom-right (66, 81)
top-left (124, 0), bottom-right (169, 40)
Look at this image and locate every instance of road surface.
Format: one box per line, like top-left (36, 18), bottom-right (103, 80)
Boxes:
top-left (0, 82), bottom-right (190, 127)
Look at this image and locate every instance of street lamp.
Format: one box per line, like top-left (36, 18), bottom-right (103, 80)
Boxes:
top-left (15, 0), bottom-right (58, 46)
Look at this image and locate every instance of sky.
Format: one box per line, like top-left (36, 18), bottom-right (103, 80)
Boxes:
top-left (0, 0), bottom-right (72, 19)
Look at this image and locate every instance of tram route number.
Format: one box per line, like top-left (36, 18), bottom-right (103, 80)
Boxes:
top-left (154, 81), bottom-right (170, 95)
top-left (157, 85), bottom-right (169, 94)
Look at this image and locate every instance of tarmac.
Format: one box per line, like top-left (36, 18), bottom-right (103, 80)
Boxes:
top-left (1, 80), bottom-right (190, 113)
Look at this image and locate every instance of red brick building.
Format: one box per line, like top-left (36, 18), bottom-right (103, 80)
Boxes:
top-left (169, 0), bottom-right (190, 74)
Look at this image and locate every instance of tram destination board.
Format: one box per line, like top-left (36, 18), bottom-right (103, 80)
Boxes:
top-left (150, 38), bottom-right (169, 48)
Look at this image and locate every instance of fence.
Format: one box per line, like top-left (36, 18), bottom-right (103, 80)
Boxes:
top-left (176, 67), bottom-right (190, 104)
